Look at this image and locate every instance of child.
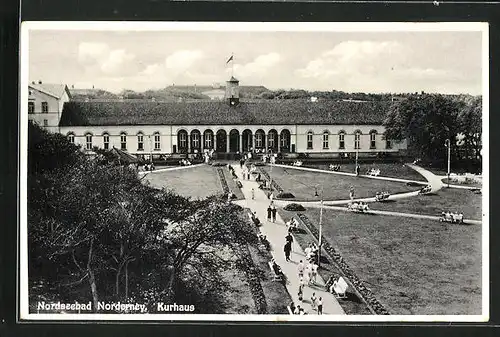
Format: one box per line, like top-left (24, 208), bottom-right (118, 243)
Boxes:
top-left (317, 297), bottom-right (323, 315)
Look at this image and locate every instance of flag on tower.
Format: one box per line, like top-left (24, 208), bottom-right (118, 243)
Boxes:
top-left (226, 55), bottom-right (234, 64)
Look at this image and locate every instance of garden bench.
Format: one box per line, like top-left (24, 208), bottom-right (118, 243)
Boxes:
top-left (331, 276), bottom-right (349, 299)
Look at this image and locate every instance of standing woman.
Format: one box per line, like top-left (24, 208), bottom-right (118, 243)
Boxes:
top-left (267, 205), bottom-right (272, 222)
top-left (317, 297), bottom-right (323, 315)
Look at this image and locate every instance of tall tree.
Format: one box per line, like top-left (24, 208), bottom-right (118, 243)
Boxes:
top-left (384, 94), bottom-right (463, 164)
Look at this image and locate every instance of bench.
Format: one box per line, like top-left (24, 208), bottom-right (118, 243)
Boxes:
top-left (268, 261), bottom-right (283, 281)
top-left (331, 276), bottom-right (349, 298)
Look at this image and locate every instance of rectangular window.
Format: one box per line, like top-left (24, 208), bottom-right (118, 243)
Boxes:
top-left (179, 133), bottom-right (187, 148)
top-left (137, 135), bottom-right (144, 150)
top-left (307, 133), bottom-right (313, 149)
top-left (354, 134), bottom-right (361, 150)
top-left (322, 133), bottom-right (329, 149)
top-left (68, 134), bottom-right (74, 144)
top-left (43, 119), bottom-right (48, 126)
top-left (370, 133), bottom-right (376, 149)
top-left (154, 134), bottom-right (161, 150)
top-left (255, 134), bottom-right (263, 148)
top-left (204, 133), bottom-right (212, 148)
top-left (386, 139), bottom-right (392, 149)
top-left (42, 102), bottom-right (48, 113)
top-left (339, 133), bottom-right (345, 149)
top-left (103, 135), bottom-right (109, 150)
top-left (192, 133), bottom-right (200, 149)
top-left (86, 135), bottom-right (92, 150)
top-left (121, 134), bottom-right (127, 150)
top-left (28, 102), bottom-right (35, 114)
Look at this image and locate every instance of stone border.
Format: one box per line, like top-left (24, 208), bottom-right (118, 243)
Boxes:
top-left (296, 213), bottom-right (390, 315)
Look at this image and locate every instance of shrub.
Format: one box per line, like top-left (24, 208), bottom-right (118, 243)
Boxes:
top-left (276, 192), bottom-right (295, 199)
top-left (283, 203), bottom-right (305, 211)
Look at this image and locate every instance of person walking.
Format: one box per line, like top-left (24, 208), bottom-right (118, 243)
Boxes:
top-left (285, 233), bottom-right (294, 252)
top-left (317, 297), bottom-right (323, 315)
top-left (297, 284), bottom-right (304, 302)
top-left (284, 241), bottom-right (292, 262)
top-left (271, 205), bottom-right (277, 223)
top-left (251, 188), bottom-right (255, 200)
top-left (310, 292), bottom-right (317, 311)
top-left (267, 205), bottom-right (272, 222)
top-left (311, 262), bottom-right (318, 284)
top-left (297, 260), bottom-right (305, 279)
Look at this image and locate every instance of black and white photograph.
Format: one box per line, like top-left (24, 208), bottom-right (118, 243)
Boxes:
top-left (19, 21), bottom-right (488, 321)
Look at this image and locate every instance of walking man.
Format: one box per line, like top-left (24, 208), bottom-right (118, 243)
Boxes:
top-left (284, 241), bottom-right (292, 262)
top-left (311, 262), bottom-right (318, 284)
top-left (317, 297), bottom-right (323, 315)
top-left (271, 205), bottom-right (277, 223)
top-left (251, 188), bottom-right (255, 200)
top-left (310, 292), bottom-right (317, 311)
top-left (297, 260), bottom-right (305, 278)
top-left (267, 205), bottom-right (272, 222)
top-left (285, 233), bottom-right (294, 252)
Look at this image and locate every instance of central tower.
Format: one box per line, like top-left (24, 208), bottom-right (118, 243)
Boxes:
top-left (225, 76), bottom-right (240, 106)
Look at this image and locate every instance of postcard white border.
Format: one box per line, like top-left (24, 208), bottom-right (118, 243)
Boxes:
top-left (19, 21), bottom-right (489, 322)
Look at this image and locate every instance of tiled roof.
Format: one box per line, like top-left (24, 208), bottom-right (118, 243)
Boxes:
top-left (29, 83), bottom-right (68, 99)
top-left (59, 99), bottom-right (390, 127)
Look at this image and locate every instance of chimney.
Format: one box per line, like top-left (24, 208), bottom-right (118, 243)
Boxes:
top-left (72, 84), bottom-right (74, 89)
top-left (31, 81), bottom-right (35, 85)
top-left (38, 80), bottom-right (42, 84)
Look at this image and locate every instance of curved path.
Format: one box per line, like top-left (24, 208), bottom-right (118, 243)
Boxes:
top-left (138, 163), bottom-right (204, 176)
top-left (266, 163), bottom-right (480, 225)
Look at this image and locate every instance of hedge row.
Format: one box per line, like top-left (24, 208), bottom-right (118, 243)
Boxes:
top-left (297, 213), bottom-right (390, 315)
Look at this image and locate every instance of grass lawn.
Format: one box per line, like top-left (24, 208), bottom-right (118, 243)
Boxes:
top-left (302, 163), bottom-right (427, 182)
top-left (370, 187), bottom-right (483, 221)
top-left (144, 165), bottom-right (223, 199)
top-left (261, 166), bottom-right (418, 201)
top-left (302, 208), bottom-right (482, 315)
top-left (442, 178), bottom-right (482, 188)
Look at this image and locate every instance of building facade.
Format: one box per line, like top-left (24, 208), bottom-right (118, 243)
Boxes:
top-left (28, 82), bottom-right (71, 133)
top-left (33, 77), bottom-right (407, 158)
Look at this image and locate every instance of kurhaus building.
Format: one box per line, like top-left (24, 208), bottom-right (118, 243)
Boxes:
top-left (34, 76), bottom-right (407, 158)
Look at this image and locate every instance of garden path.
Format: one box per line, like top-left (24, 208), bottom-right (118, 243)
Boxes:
top-left (232, 164), bottom-right (346, 316)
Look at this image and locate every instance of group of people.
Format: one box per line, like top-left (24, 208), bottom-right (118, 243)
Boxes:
top-left (367, 168), bottom-right (381, 176)
top-left (348, 200), bottom-right (369, 212)
top-left (267, 204), bottom-right (277, 223)
top-left (285, 218), bottom-right (299, 233)
top-left (375, 191), bottom-right (390, 201)
top-left (441, 211), bottom-right (464, 223)
top-left (242, 164), bottom-right (257, 181)
top-left (304, 243), bottom-right (319, 263)
top-left (179, 159), bottom-right (192, 166)
top-left (328, 164), bottom-right (341, 171)
top-left (292, 160), bottom-right (303, 167)
top-left (143, 163), bottom-right (155, 171)
top-left (296, 259), bottom-right (323, 314)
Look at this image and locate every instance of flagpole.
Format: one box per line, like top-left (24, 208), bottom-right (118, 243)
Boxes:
top-left (231, 53), bottom-right (234, 77)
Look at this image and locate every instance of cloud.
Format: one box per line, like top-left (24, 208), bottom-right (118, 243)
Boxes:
top-left (232, 53), bottom-right (282, 78)
top-left (164, 50), bottom-right (204, 71)
top-left (78, 42), bottom-right (136, 75)
top-left (294, 40), bottom-right (461, 93)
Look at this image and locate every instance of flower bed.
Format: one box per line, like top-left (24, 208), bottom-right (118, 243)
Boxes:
top-left (276, 192), bottom-right (295, 199)
top-left (297, 213), bottom-right (390, 315)
top-left (216, 168), bottom-right (230, 194)
top-left (258, 167), bottom-right (284, 193)
top-left (283, 203), bottom-right (305, 211)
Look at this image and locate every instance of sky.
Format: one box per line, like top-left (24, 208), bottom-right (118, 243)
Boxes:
top-left (27, 25), bottom-right (484, 95)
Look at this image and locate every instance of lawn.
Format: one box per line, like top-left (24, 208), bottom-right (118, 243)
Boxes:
top-left (261, 166), bottom-right (418, 201)
top-left (302, 208), bottom-right (482, 315)
top-left (143, 165), bottom-right (223, 199)
top-left (302, 163), bottom-right (427, 182)
top-left (370, 187), bottom-right (483, 221)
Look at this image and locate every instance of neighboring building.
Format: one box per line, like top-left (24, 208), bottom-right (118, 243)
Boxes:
top-left (57, 76), bottom-right (406, 157)
top-left (201, 89), bottom-right (225, 101)
top-left (28, 82), bottom-right (71, 133)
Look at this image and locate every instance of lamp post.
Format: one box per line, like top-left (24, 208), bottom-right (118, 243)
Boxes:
top-left (149, 135), bottom-right (153, 164)
top-left (317, 184), bottom-right (325, 268)
top-left (445, 139), bottom-right (451, 187)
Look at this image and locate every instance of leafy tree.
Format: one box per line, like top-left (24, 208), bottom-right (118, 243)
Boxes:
top-left (384, 94), bottom-right (463, 164)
